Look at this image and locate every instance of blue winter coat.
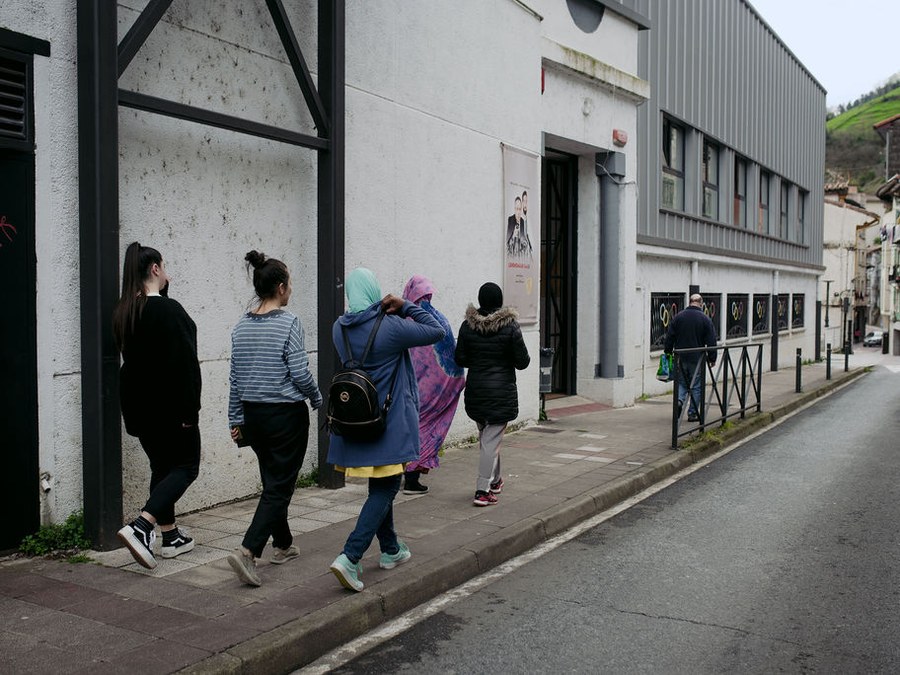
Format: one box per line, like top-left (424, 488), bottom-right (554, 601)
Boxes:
top-left (327, 301), bottom-right (445, 468)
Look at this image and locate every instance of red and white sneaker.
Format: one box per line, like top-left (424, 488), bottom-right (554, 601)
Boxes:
top-left (473, 491), bottom-right (498, 507)
top-left (489, 477), bottom-right (504, 494)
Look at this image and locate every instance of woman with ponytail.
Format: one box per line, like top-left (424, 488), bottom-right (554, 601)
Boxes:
top-left (226, 250), bottom-right (323, 587)
top-left (114, 242), bottom-right (202, 569)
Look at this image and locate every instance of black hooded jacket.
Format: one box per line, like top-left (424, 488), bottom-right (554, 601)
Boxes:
top-left (454, 305), bottom-right (530, 424)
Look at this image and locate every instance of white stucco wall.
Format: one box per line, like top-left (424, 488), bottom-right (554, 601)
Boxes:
top-left (5, 0), bottom-right (648, 526)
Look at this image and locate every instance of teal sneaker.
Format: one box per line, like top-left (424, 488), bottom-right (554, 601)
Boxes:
top-left (379, 540), bottom-right (412, 569)
top-left (330, 553), bottom-right (364, 591)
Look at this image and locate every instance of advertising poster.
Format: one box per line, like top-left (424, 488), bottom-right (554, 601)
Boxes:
top-left (650, 292), bottom-right (685, 351)
top-left (502, 144), bottom-right (539, 324)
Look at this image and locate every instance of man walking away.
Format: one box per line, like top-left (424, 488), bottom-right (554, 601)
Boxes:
top-left (664, 293), bottom-right (717, 422)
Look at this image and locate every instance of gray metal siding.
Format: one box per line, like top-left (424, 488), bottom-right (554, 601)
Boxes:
top-left (623, 0), bottom-right (825, 268)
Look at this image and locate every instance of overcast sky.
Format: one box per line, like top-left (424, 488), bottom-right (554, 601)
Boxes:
top-left (748, 0), bottom-right (898, 108)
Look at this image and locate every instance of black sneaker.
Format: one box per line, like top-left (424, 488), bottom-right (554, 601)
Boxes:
top-left (403, 482), bottom-right (429, 495)
top-left (117, 523), bottom-right (157, 569)
top-left (160, 529), bottom-right (195, 559)
top-left (687, 412), bottom-right (700, 422)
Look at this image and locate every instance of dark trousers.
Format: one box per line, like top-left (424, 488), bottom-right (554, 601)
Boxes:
top-left (138, 424), bottom-right (201, 526)
top-left (242, 401), bottom-right (310, 558)
top-left (676, 356), bottom-right (704, 416)
top-left (343, 474), bottom-right (402, 563)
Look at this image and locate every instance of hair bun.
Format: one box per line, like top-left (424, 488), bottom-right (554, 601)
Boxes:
top-left (245, 250), bottom-right (266, 269)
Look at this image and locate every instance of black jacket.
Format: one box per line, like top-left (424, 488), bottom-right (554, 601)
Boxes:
top-left (119, 296), bottom-right (202, 436)
top-left (455, 305), bottom-right (530, 424)
top-left (663, 305), bottom-right (717, 364)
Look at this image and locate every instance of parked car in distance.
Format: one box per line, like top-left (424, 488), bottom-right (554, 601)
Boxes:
top-left (863, 330), bottom-right (884, 347)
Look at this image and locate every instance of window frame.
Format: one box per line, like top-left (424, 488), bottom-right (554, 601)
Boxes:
top-left (702, 139), bottom-right (720, 220)
top-left (758, 170), bottom-right (770, 234)
top-left (661, 117), bottom-right (685, 211)
top-left (779, 181), bottom-right (789, 240)
top-left (733, 156), bottom-right (747, 228)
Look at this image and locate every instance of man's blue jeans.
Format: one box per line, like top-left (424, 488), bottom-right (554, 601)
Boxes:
top-left (676, 356), bottom-right (704, 417)
top-left (343, 474), bottom-right (402, 563)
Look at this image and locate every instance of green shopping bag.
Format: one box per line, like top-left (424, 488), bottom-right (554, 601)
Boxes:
top-left (656, 353), bottom-right (674, 382)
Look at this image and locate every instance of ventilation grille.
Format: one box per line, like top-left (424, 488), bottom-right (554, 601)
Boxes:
top-left (0, 55), bottom-right (27, 141)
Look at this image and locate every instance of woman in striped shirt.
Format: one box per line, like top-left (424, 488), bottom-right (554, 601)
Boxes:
top-left (227, 250), bottom-right (323, 586)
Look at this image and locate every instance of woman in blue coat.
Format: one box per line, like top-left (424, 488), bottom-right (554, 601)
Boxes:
top-left (328, 268), bottom-right (445, 591)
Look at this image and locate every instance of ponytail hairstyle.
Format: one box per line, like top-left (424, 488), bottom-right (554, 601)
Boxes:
top-left (245, 250), bottom-right (289, 302)
top-left (112, 242), bottom-right (162, 351)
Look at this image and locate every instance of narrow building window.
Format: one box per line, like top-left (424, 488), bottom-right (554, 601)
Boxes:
top-left (779, 182), bottom-right (790, 239)
top-left (758, 170), bottom-right (770, 234)
top-left (702, 139), bottom-right (719, 220)
top-left (797, 189), bottom-right (807, 243)
top-left (661, 117), bottom-right (684, 211)
top-left (733, 157), bottom-right (747, 227)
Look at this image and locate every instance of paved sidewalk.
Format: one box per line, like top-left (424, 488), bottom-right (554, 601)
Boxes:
top-left (0, 353), bottom-right (885, 674)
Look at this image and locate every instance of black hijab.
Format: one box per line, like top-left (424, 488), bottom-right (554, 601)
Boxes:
top-left (477, 282), bottom-right (503, 316)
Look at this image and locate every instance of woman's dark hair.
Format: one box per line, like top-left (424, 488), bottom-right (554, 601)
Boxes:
top-left (112, 242), bottom-right (162, 350)
top-left (245, 250), bottom-right (289, 301)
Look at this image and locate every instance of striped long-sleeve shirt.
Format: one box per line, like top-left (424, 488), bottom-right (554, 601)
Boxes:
top-left (228, 309), bottom-right (323, 426)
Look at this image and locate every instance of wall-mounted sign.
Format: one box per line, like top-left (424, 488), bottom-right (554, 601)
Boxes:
top-left (792, 293), bottom-right (805, 329)
top-left (776, 293), bottom-right (789, 331)
top-left (502, 144), bottom-right (539, 324)
top-left (701, 292), bottom-right (722, 340)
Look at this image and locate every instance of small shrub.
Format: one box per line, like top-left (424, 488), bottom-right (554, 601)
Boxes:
top-left (20, 511), bottom-right (91, 558)
top-left (296, 466), bottom-right (320, 489)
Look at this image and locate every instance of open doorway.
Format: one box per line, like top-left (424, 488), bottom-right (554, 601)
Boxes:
top-left (540, 151), bottom-right (578, 395)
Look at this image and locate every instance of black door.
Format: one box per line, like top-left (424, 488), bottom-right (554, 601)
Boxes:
top-left (0, 149), bottom-right (40, 550)
top-left (540, 152), bottom-right (577, 394)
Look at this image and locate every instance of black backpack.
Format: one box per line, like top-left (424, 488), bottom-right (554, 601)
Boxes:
top-left (326, 312), bottom-right (401, 442)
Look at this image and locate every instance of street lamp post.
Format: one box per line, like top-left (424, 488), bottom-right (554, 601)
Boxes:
top-left (823, 279), bottom-right (833, 327)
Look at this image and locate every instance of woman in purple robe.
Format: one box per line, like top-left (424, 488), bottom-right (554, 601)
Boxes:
top-left (401, 276), bottom-right (465, 494)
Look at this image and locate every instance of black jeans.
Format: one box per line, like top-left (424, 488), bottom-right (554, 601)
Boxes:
top-left (138, 424), bottom-right (201, 526)
top-left (242, 401), bottom-right (310, 558)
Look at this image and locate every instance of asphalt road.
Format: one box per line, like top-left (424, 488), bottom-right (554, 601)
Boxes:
top-left (328, 367), bottom-right (900, 674)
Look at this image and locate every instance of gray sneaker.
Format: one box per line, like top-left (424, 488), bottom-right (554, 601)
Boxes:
top-left (228, 549), bottom-right (261, 586)
top-left (270, 544), bottom-right (300, 565)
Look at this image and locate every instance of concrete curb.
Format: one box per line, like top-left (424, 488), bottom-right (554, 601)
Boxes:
top-left (179, 368), bottom-right (867, 673)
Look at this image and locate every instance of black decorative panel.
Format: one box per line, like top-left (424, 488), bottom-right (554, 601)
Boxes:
top-left (752, 294), bottom-right (769, 335)
top-left (791, 293), bottom-right (804, 328)
top-left (726, 293), bottom-right (749, 339)
top-left (701, 293), bottom-right (721, 340)
top-left (650, 292), bottom-right (684, 351)
top-left (776, 293), bottom-right (789, 331)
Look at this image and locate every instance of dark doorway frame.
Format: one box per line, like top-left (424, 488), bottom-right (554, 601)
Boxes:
top-left (77, 0), bottom-right (345, 548)
top-left (0, 30), bottom-right (48, 550)
top-left (541, 150), bottom-right (578, 394)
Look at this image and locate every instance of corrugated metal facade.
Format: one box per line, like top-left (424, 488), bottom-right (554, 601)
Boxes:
top-left (620, 0), bottom-right (825, 268)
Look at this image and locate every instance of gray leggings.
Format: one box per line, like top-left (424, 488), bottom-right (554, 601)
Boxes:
top-left (476, 422), bottom-right (506, 493)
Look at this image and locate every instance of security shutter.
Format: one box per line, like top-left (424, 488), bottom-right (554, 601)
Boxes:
top-left (0, 53), bottom-right (27, 142)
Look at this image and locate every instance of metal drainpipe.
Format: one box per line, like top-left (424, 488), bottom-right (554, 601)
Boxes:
top-left (596, 151), bottom-right (626, 379)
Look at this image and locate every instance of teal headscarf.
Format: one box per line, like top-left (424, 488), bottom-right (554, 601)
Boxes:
top-left (345, 267), bottom-right (382, 313)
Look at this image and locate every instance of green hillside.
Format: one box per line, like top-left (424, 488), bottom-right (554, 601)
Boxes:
top-left (826, 85), bottom-right (900, 191)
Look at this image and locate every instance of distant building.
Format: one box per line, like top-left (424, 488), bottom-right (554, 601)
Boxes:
top-left (821, 198), bottom-right (880, 349)
top-left (875, 175), bottom-right (900, 352)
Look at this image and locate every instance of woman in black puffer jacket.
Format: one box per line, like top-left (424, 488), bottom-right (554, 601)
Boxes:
top-left (455, 282), bottom-right (530, 507)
